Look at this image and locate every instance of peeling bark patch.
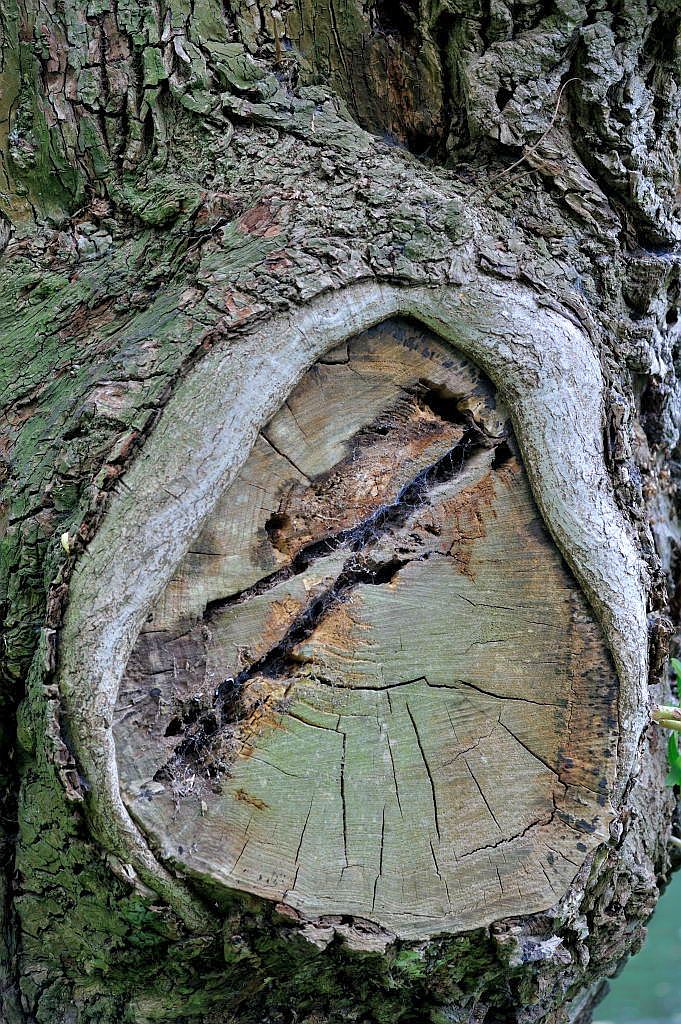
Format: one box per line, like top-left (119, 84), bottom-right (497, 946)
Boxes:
top-left (113, 319), bottom-right (619, 939)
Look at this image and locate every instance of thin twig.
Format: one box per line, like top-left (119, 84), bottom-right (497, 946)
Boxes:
top-left (476, 76), bottom-right (582, 201)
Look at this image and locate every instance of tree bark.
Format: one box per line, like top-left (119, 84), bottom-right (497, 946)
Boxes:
top-left (1, 2), bottom-right (680, 1022)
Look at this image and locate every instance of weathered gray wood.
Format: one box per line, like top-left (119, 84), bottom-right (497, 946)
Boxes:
top-left (114, 320), bottom-right (618, 945)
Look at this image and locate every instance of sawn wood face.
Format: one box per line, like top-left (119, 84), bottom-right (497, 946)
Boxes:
top-left (114, 319), bottom-right (618, 939)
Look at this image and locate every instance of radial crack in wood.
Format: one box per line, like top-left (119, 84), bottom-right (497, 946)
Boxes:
top-left (114, 319), bottom-right (618, 943)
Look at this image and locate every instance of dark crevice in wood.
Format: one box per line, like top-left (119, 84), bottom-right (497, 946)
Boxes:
top-left (428, 837), bottom-right (452, 906)
top-left (294, 796), bottom-right (314, 864)
top-left (303, 672), bottom-right (566, 710)
top-left (459, 795), bottom-right (559, 861)
top-left (204, 419), bottom-right (492, 620)
top-left (405, 700), bottom-right (441, 841)
top-left (339, 730), bottom-right (349, 866)
top-left (386, 736), bottom-right (403, 817)
top-left (497, 718), bottom-right (562, 778)
top-left (371, 0), bottom-right (418, 39)
top-left (433, 10), bottom-right (467, 156)
top-left (159, 391), bottom-right (508, 776)
top-left (440, 714), bottom-right (498, 772)
top-left (261, 432), bottom-right (312, 483)
top-left (370, 805), bottom-right (387, 910)
top-left (161, 552), bottom-right (413, 769)
top-left (491, 439), bottom-right (513, 468)
top-left (463, 757), bottom-right (503, 834)
top-left (222, 554), bottom-right (409, 692)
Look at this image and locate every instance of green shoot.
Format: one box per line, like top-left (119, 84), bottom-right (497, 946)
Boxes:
top-left (656, 660), bottom-right (681, 787)
top-left (667, 734), bottom-right (681, 787)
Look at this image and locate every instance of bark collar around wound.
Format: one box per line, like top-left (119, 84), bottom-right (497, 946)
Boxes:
top-left (56, 278), bottom-right (649, 936)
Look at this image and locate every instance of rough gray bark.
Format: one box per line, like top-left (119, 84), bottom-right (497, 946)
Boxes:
top-left (1, 1), bottom-right (681, 1022)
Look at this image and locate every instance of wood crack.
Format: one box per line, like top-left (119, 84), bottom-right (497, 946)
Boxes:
top-left (386, 733), bottom-right (404, 818)
top-left (429, 839), bottom-right (453, 905)
top-left (463, 756), bottom-right (503, 834)
top-left (261, 431), bottom-right (312, 484)
top-left (339, 729), bottom-right (349, 866)
top-left (203, 418), bottom-right (490, 620)
top-left (371, 805), bottom-right (386, 911)
top-left (405, 700), bottom-right (441, 842)
top-left (305, 674), bottom-right (566, 710)
top-left (159, 403), bottom-right (503, 774)
top-left (497, 718), bottom-right (562, 779)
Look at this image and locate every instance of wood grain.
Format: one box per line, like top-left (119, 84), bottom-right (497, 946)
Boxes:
top-left (114, 318), bottom-right (618, 940)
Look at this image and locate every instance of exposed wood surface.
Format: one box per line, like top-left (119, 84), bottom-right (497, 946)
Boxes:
top-left (114, 319), bottom-right (618, 941)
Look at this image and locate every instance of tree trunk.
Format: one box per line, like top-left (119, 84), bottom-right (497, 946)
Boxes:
top-left (1, 2), bottom-right (680, 1022)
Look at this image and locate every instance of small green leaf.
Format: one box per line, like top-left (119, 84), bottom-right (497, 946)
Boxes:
top-left (670, 733), bottom-right (681, 765)
top-left (671, 658), bottom-right (681, 681)
top-left (665, 733), bottom-right (681, 787)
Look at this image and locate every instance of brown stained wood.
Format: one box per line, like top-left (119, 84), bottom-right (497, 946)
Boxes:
top-left (114, 319), bottom-right (618, 941)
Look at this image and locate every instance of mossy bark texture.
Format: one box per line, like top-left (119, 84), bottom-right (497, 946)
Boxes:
top-left (1, 2), bottom-right (681, 1023)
